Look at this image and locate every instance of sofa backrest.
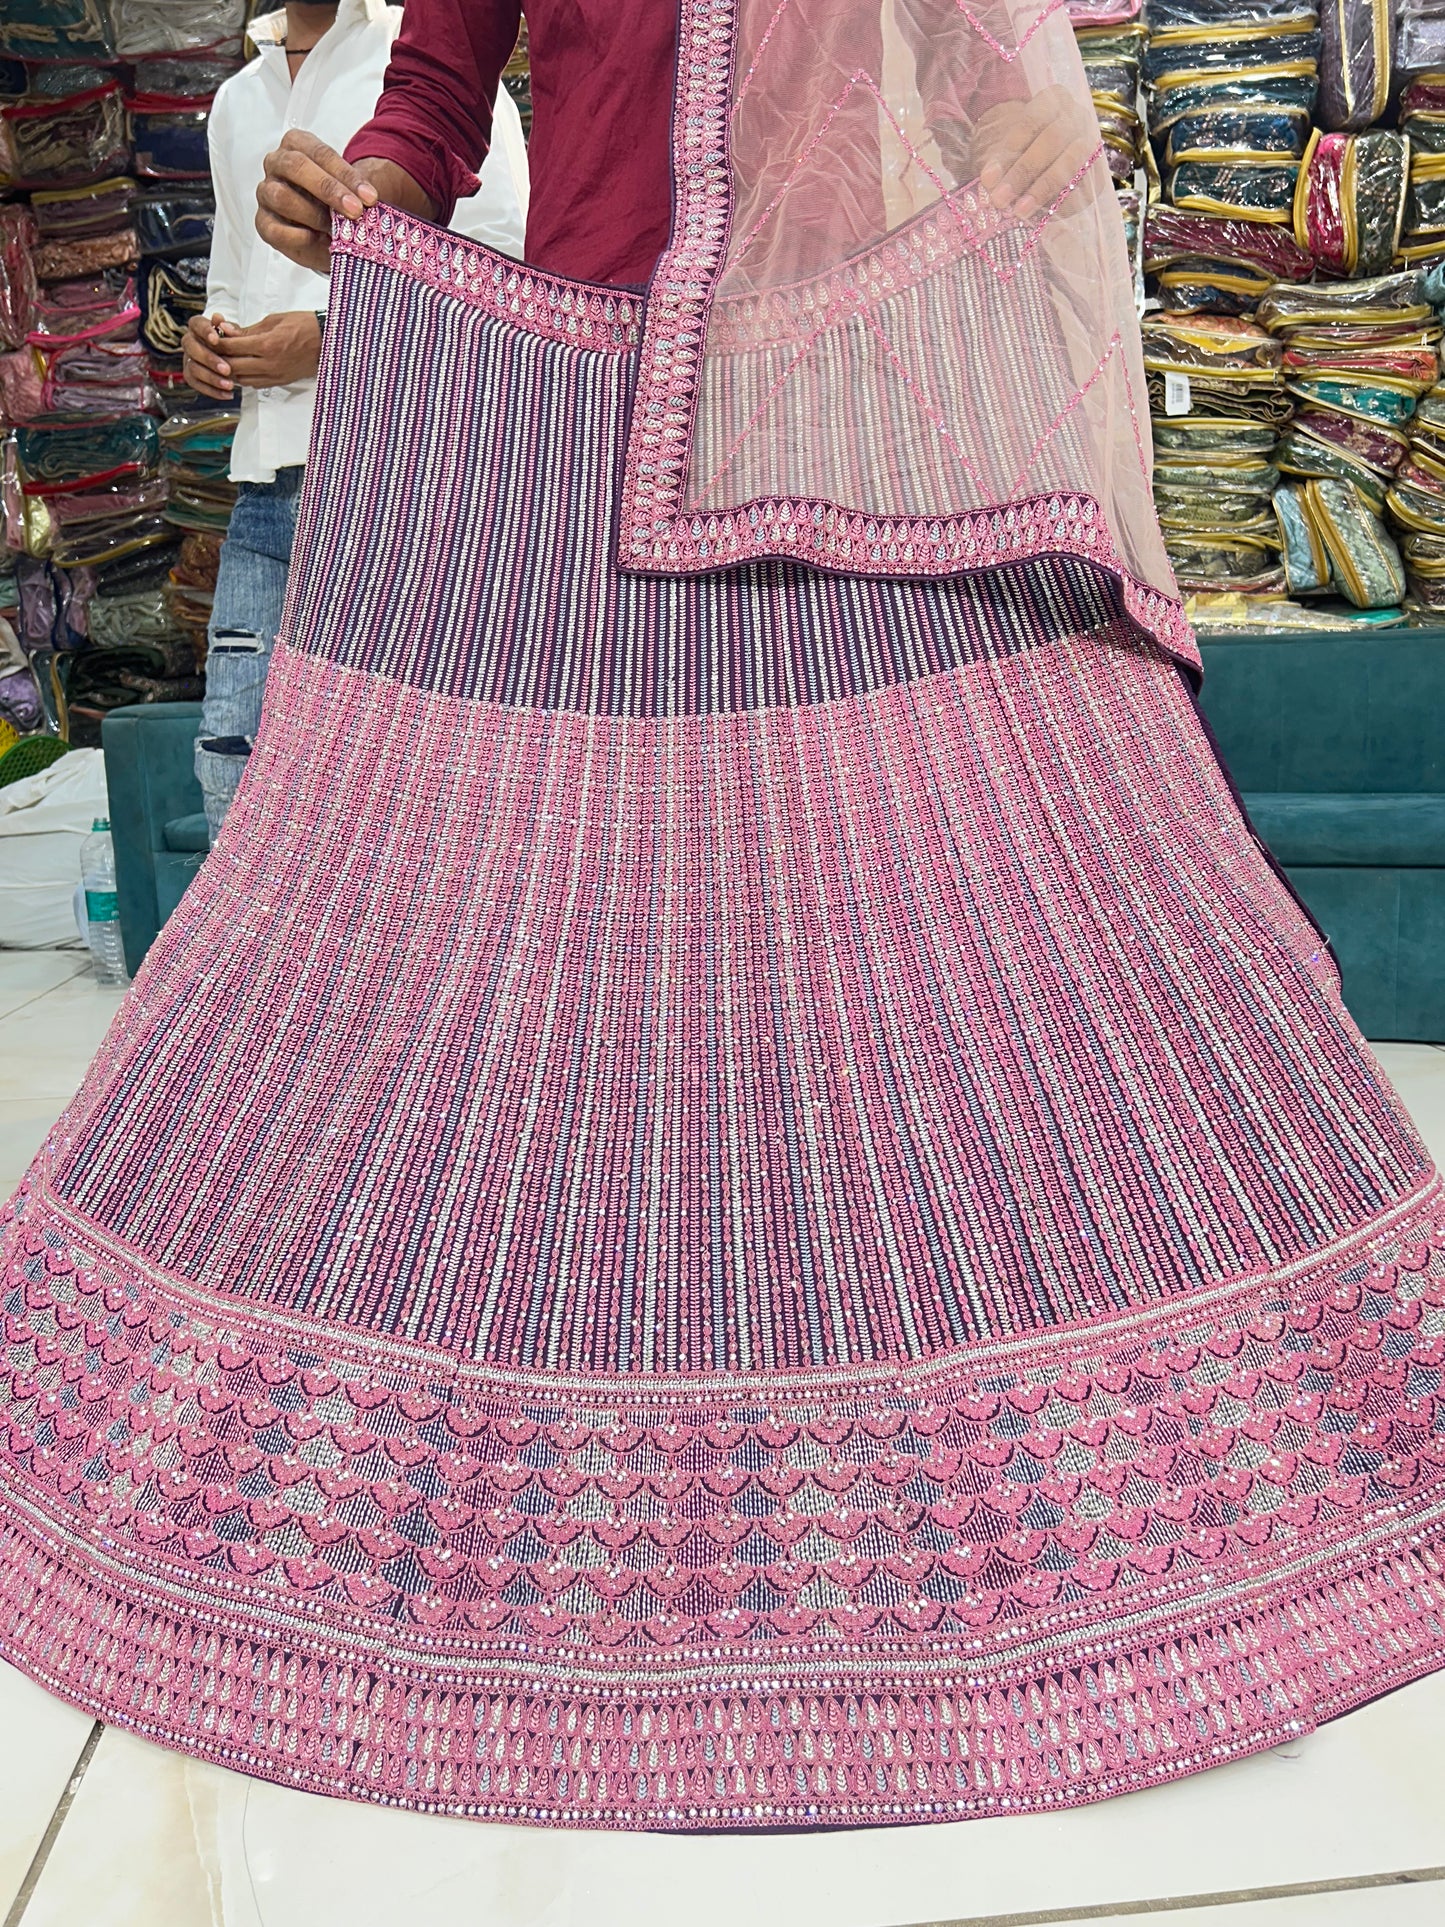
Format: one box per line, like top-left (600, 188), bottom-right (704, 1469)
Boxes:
top-left (1197, 634), bottom-right (1445, 796)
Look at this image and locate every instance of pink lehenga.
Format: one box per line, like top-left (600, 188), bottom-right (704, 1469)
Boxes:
top-left (1, 0), bottom-right (1442, 1831)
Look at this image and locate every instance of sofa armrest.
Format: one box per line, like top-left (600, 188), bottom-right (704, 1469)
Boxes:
top-left (101, 703), bottom-right (206, 977)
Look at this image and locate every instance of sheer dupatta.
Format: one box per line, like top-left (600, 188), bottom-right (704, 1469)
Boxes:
top-left (621, 0), bottom-right (1189, 666)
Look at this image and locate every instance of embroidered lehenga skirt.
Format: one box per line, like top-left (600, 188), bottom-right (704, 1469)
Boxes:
top-left (1, 214), bottom-right (1444, 1832)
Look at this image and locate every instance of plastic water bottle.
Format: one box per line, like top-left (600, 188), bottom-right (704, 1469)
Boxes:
top-left (80, 818), bottom-right (127, 986)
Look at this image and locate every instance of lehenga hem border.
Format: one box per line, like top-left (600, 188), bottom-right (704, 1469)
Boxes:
top-left (1, 1502), bottom-right (1442, 1830)
top-left (3, 1168), bottom-right (1445, 1828)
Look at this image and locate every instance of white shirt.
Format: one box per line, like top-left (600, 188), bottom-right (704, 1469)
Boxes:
top-left (206, 0), bottom-right (529, 483)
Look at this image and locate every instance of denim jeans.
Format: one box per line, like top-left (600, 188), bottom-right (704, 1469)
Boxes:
top-left (195, 467), bottom-right (303, 839)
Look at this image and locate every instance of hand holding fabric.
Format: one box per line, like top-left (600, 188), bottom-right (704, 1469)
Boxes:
top-left (217, 312), bottom-right (323, 389)
top-left (256, 128), bottom-right (434, 274)
top-left (975, 83), bottom-right (1101, 219)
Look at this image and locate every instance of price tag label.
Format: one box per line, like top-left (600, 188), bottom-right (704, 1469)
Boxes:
top-left (1164, 371), bottom-right (1192, 417)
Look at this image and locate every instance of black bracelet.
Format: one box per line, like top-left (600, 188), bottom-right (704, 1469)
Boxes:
top-left (315, 310), bottom-right (326, 342)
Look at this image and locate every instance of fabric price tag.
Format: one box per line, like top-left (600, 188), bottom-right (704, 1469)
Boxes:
top-left (1164, 371), bottom-right (1192, 417)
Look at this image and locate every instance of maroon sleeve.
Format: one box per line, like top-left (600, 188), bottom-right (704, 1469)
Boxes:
top-left (344, 0), bottom-right (522, 222)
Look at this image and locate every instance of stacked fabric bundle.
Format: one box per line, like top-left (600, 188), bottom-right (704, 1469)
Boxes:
top-left (0, 22), bottom-right (171, 727)
top-left (163, 527), bottom-right (223, 658)
top-left (1400, 77), bottom-right (1445, 265)
top-left (1145, 0), bottom-right (1320, 226)
top-left (1145, 204), bottom-right (1312, 312)
top-left (114, 0), bottom-right (243, 742)
top-left (1385, 383), bottom-right (1445, 609)
top-left (1256, 272), bottom-right (1436, 604)
top-left (0, 0), bottom-right (243, 745)
top-left (158, 402), bottom-right (238, 535)
top-left (1075, 17), bottom-right (1151, 266)
top-left (1141, 310), bottom-right (1290, 588)
top-left (1294, 126), bottom-right (1410, 276)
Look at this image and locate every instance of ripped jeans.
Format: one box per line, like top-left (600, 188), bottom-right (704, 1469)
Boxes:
top-left (195, 467), bottom-right (303, 840)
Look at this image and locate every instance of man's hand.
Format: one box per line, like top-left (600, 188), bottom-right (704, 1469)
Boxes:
top-left (975, 84), bottom-right (1101, 220)
top-left (257, 129), bottom-right (433, 273)
top-left (183, 312), bottom-right (237, 401)
top-left (217, 311), bottom-right (323, 388)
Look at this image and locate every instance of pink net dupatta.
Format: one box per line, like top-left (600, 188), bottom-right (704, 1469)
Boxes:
top-left (622, 0), bottom-right (1191, 666)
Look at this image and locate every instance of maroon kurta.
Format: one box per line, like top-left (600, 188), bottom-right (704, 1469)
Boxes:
top-left (346, 0), bottom-right (676, 287)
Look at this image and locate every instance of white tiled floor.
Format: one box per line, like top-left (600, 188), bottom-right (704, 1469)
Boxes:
top-left (1, 952), bottom-right (1444, 1927)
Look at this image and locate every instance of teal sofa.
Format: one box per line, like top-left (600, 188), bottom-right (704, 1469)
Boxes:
top-left (100, 702), bottom-right (209, 978)
top-left (1197, 631), bottom-right (1445, 1041)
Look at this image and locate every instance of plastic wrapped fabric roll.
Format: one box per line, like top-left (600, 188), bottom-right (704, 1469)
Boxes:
top-left (1070, 0), bottom-right (1143, 19)
top-left (30, 231), bottom-right (140, 284)
top-left (1402, 72), bottom-right (1445, 109)
top-left (1145, 17), bottom-right (1321, 84)
top-left (1155, 477), bottom-right (1282, 519)
top-left (131, 55), bottom-right (240, 97)
top-left (1318, 0), bottom-right (1392, 130)
top-left (1147, 373), bottom-right (1296, 418)
top-left (0, 349), bottom-right (45, 427)
top-left (1407, 383), bottom-right (1445, 447)
top-left (1399, 527), bottom-right (1445, 604)
top-left (1293, 128), bottom-right (1349, 267)
top-left (1149, 71), bottom-right (1321, 135)
top-left (1167, 158), bottom-right (1302, 219)
top-left (1282, 341), bottom-right (1439, 382)
top-left (1407, 159), bottom-right (1445, 234)
top-left (44, 481), bottom-right (169, 536)
top-left (0, 208), bottom-right (38, 352)
top-left (1396, 5), bottom-right (1445, 74)
top-left (110, 0), bottom-right (246, 59)
top-left (1153, 416), bottom-right (1282, 450)
top-left (1276, 420), bottom-right (1392, 503)
top-left (1257, 268), bottom-right (1430, 329)
top-left (1293, 129), bottom-right (1410, 275)
top-left (1153, 450), bottom-right (1282, 486)
top-left (1158, 501), bottom-right (1282, 538)
top-left (1142, 310), bottom-right (1286, 372)
top-left (1402, 111), bottom-right (1445, 153)
top-left (1146, 0), bottom-right (1319, 19)
top-left (1384, 472), bottom-right (1445, 529)
top-left (48, 510), bottom-right (174, 570)
top-left (1305, 476), bottom-right (1407, 604)
top-left (1290, 397), bottom-right (1411, 471)
top-left (1145, 205), bottom-right (1315, 279)
top-left (0, 0), bottom-right (114, 62)
top-left (0, 83), bottom-right (128, 189)
top-left (1352, 130), bottom-right (1412, 275)
top-left (130, 109), bottom-right (210, 180)
top-left (86, 585), bottom-right (188, 649)
top-left (134, 190), bottom-right (215, 257)
top-left (29, 279), bottom-right (140, 351)
top-left (29, 178), bottom-right (136, 242)
top-left (42, 339), bottom-right (157, 420)
top-left (158, 406), bottom-right (239, 473)
top-left (14, 416), bottom-right (160, 486)
top-left (1163, 106), bottom-right (1311, 162)
top-left (1287, 374), bottom-right (1421, 423)
top-left (1273, 481), bottom-right (1333, 588)
top-left (1152, 267), bottom-right (1281, 311)
top-left (1163, 531), bottom-right (1288, 589)
top-left (140, 256), bottom-right (208, 364)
